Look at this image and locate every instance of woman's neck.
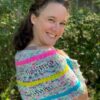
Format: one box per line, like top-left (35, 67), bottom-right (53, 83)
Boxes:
top-left (27, 41), bottom-right (54, 50)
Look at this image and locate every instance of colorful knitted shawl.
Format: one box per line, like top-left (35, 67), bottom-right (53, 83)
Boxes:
top-left (15, 47), bottom-right (86, 100)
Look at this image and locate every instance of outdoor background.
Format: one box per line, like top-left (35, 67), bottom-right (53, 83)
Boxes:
top-left (0, 0), bottom-right (100, 100)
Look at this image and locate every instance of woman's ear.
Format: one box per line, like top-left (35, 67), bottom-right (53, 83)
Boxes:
top-left (31, 14), bottom-right (37, 25)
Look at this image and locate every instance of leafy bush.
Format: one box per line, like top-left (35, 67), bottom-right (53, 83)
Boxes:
top-left (0, 0), bottom-right (31, 99)
top-left (0, 0), bottom-right (100, 99)
top-left (56, 9), bottom-right (100, 99)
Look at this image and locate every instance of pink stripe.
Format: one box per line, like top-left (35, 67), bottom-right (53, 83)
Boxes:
top-left (16, 49), bottom-right (57, 66)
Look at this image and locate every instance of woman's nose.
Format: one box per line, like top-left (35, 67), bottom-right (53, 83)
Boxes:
top-left (52, 23), bottom-right (60, 32)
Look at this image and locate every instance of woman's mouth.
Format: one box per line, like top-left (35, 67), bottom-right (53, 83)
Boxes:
top-left (46, 32), bottom-right (56, 38)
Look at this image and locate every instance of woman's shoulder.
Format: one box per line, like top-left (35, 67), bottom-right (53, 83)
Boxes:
top-left (15, 47), bottom-right (59, 67)
top-left (15, 47), bottom-right (80, 69)
top-left (15, 47), bottom-right (56, 61)
top-left (15, 49), bottom-right (36, 61)
top-left (56, 49), bottom-right (80, 69)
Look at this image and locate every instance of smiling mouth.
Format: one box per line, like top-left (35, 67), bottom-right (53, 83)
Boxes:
top-left (46, 32), bottom-right (57, 38)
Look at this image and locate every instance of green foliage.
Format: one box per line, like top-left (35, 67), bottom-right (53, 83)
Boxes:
top-left (0, 77), bottom-right (21, 100)
top-left (0, 0), bottom-right (33, 99)
top-left (56, 9), bottom-right (100, 99)
top-left (0, 0), bottom-right (100, 99)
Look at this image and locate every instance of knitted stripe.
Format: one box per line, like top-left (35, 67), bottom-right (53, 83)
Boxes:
top-left (17, 65), bottom-right (69, 87)
top-left (40, 81), bottom-right (81, 100)
top-left (16, 49), bottom-right (56, 66)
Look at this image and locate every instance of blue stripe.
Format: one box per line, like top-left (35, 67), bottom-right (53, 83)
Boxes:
top-left (40, 81), bottom-right (81, 100)
top-left (66, 58), bottom-right (73, 70)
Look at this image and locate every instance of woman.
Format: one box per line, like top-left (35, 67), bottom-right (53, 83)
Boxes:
top-left (13, 0), bottom-right (88, 99)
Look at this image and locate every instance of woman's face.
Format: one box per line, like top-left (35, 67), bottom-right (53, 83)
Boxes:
top-left (31, 2), bottom-right (69, 47)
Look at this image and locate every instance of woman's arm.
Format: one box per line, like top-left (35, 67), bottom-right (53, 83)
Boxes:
top-left (57, 49), bottom-right (89, 100)
top-left (73, 92), bottom-right (89, 100)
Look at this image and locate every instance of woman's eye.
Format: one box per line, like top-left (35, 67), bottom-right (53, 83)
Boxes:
top-left (48, 19), bottom-right (55, 23)
top-left (60, 22), bottom-right (66, 26)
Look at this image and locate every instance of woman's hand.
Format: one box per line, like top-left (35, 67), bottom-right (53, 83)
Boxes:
top-left (73, 84), bottom-right (89, 100)
top-left (73, 92), bottom-right (89, 100)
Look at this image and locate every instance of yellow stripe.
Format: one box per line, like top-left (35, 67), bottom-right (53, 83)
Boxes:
top-left (17, 65), bottom-right (69, 87)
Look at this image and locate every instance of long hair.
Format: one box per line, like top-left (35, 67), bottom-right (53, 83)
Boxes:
top-left (13, 0), bottom-right (69, 50)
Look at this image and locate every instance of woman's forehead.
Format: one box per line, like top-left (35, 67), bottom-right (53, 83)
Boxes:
top-left (39, 3), bottom-right (68, 20)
